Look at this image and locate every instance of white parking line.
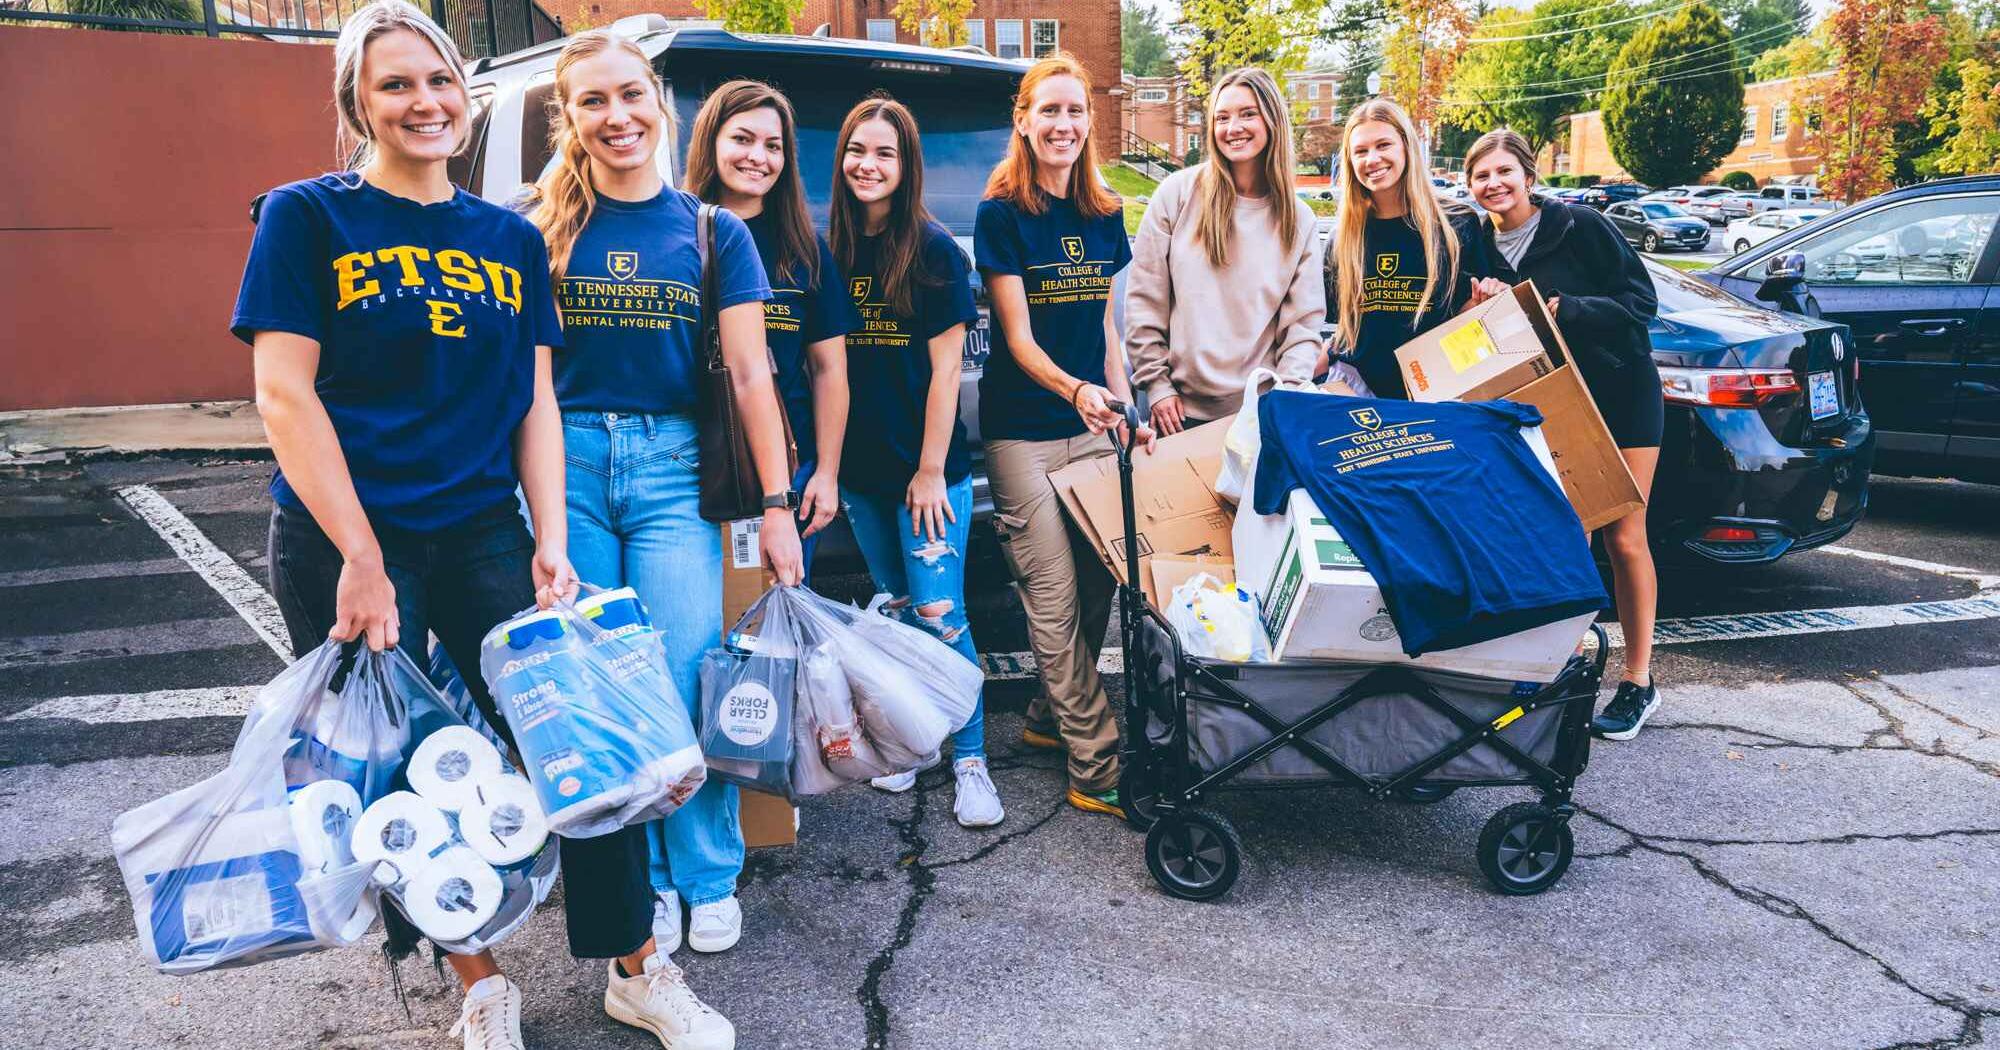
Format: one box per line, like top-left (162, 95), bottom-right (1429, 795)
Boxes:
top-left (117, 484), bottom-right (292, 663)
top-left (1818, 544), bottom-right (2000, 591)
top-left (5, 685), bottom-right (260, 723)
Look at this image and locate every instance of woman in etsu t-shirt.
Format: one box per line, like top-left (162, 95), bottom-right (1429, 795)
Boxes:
top-left (685, 79), bottom-right (862, 573)
top-left (973, 54), bottom-right (1140, 823)
top-left (523, 31), bottom-right (799, 1043)
top-left (1325, 97), bottom-right (1512, 399)
top-left (829, 96), bottom-right (1000, 827)
top-left (231, 7), bottom-right (675, 1047)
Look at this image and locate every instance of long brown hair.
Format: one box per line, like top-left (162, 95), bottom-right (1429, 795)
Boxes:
top-left (983, 52), bottom-right (1119, 219)
top-left (525, 31), bottom-right (675, 280)
top-left (1330, 97), bottom-right (1461, 346)
top-left (1191, 67), bottom-right (1301, 269)
top-left (687, 80), bottom-right (818, 286)
top-left (829, 95), bottom-right (937, 318)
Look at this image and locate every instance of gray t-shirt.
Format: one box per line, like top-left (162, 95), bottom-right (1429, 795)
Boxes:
top-left (1494, 209), bottom-right (1542, 269)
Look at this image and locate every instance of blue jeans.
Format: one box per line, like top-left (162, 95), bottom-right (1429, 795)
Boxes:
top-left (841, 476), bottom-right (985, 760)
top-left (564, 411), bottom-right (743, 907)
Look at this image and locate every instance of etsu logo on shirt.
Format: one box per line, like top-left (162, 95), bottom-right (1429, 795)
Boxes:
top-left (331, 245), bottom-right (525, 338)
top-left (849, 276), bottom-right (872, 304)
top-left (1062, 236), bottom-right (1085, 263)
top-left (607, 251), bottom-right (639, 281)
top-left (1375, 253), bottom-right (1398, 278)
top-left (1349, 407), bottom-right (1383, 430)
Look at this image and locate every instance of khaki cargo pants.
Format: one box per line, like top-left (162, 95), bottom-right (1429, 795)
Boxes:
top-left (985, 433), bottom-right (1120, 794)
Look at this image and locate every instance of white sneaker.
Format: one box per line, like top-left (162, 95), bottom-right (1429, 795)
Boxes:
top-left (687, 896), bottom-right (742, 953)
top-left (450, 976), bottom-right (524, 1050)
top-left (870, 752), bottom-right (941, 793)
top-left (653, 890), bottom-right (683, 954)
top-left (952, 757), bottom-right (1004, 828)
top-left (605, 955), bottom-right (735, 1050)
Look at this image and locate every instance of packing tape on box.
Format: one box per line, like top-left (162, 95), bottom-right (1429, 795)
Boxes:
top-left (457, 775), bottom-right (549, 867)
top-left (402, 847), bottom-right (503, 943)
top-left (288, 779), bottom-right (362, 876)
top-left (352, 791), bottom-right (452, 888)
top-left (408, 726), bottom-right (505, 813)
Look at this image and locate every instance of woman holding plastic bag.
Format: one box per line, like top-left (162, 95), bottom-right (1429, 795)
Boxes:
top-left (523, 30), bottom-right (802, 982)
top-left (233, 7), bottom-right (704, 1049)
top-left (973, 54), bottom-right (1146, 821)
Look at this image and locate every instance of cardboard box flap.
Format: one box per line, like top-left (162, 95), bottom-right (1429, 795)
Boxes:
top-left (1502, 366), bottom-right (1644, 532)
top-left (1051, 421), bottom-right (1234, 608)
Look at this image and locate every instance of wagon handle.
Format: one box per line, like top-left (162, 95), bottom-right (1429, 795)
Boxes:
top-left (1103, 399), bottom-right (1147, 610)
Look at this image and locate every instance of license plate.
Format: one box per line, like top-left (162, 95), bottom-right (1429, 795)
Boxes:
top-left (1808, 370), bottom-right (1839, 420)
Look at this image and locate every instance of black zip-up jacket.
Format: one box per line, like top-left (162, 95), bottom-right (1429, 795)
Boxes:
top-left (1508, 197), bottom-right (1657, 375)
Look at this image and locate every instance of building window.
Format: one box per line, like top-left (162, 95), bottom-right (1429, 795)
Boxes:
top-left (1308, 106), bottom-right (1320, 121)
top-left (1771, 101), bottom-right (1789, 142)
top-left (1306, 82), bottom-right (1320, 99)
top-left (964, 19), bottom-right (984, 50)
top-left (1740, 106), bottom-right (1757, 146)
top-left (994, 19), bottom-right (1024, 58)
top-left (1137, 88), bottom-right (1168, 103)
top-left (1031, 19), bottom-right (1059, 58)
top-left (867, 19), bottom-right (896, 43)
top-left (1188, 131), bottom-right (1201, 153)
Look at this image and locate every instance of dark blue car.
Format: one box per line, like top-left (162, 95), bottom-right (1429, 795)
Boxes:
top-left (1701, 175), bottom-right (2000, 485)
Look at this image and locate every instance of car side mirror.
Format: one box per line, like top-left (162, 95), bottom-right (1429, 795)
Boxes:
top-left (1765, 251), bottom-right (1805, 280)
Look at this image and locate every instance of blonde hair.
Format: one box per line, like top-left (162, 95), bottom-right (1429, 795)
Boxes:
top-left (526, 31), bottom-right (677, 280)
top-left (332, 0), bottom-right (470, 168)
top-left (1330, 97), bottom-right (1462, 347)
top-left (1191, 67), bottom-right (1301, 269)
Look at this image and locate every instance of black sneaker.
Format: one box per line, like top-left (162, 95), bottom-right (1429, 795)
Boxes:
top-left (1591, 680), bottom-right (1661, 741)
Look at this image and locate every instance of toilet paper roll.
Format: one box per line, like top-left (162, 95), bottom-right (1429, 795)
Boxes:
top-left (458, 775), bottom-right (549, 867)
top-left (401, 847), bottom-right (503, 943)
top-left (288, 779), bottom-right (363, 876)
top-left (352, 792), bottom-right (451, 888)
top-left (408, 726), bottom-right (505, 813)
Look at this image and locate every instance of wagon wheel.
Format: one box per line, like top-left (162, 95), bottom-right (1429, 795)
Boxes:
top-left (1392, 784), bottom-right (1457, 805)
top-left (1477, 802), bottom-right (1575, 896)
top-left (1117, 758), bottom-right (1162, 831)
top-left (1145, 807), bottom-right (1242, 902)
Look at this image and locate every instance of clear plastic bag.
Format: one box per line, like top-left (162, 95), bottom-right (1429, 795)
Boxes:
top-left (1167, 573), bottom-right (1272, 664)
top-left (112, 641), bottom-right (557, 973)
top-left (478, 586), bottom-right (707, 839)
top-left (1217, 368), bottom-right (1328, 505)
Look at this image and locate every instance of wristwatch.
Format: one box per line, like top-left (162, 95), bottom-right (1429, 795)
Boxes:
top-left (762, 490), bottom-right (798, 511)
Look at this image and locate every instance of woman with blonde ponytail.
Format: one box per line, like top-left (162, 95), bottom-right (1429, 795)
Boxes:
top-left (1325, 97), bottom-right (1511, 399)
top-left (1125, 66), bottom-right (1325, 434)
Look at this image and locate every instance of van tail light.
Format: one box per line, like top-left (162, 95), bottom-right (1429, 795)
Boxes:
top-left (1659, 366), bottom-right (1800, 407)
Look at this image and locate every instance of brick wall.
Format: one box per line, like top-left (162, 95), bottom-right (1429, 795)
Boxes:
top-left (1558, 75), bottom-right (1828, 186)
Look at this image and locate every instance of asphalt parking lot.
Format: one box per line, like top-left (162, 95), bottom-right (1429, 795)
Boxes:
top-left (2, 452), bottom-right (1996, 1050)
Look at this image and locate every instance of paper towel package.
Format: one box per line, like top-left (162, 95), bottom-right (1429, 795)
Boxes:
top-left (129, 807), bottom-right (316, 968)
top-left (484, 610), bottom-right (631, 833)
top-left (1233, 431), bottom-right (1595, 679)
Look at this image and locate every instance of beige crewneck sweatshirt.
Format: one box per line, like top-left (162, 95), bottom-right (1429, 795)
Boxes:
top-left (1125, 166), bottom-right (1328, 422)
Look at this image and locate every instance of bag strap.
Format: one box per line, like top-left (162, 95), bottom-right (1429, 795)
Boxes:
top-left (698, 203), bottom-right (721, 368)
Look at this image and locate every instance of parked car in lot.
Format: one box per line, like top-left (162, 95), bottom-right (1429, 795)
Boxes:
top-left (1645, 185), bottom-right (1737, 224)
top-left (1606, 201), bottom-right (1712, 252)
top-left (1644, 259), bottom-right (1874, 563)
top-left (1723, 207), bottom-right (1835, 255)
top-left (1746, 183), bottom-right (1837, 214)
top-left (1584, 181), bottom-right (1649, 209)
top-left (1716, 191), bottom-right (1759, 223)
top-left (1702, 175), bottom-right (2000, 485)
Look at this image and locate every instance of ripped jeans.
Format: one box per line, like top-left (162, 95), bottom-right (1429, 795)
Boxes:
top-left (842, 475), bottom-right (985, 760)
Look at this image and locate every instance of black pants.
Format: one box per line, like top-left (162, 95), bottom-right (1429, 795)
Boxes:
top-left (268, 499), bottom-right (652, 960)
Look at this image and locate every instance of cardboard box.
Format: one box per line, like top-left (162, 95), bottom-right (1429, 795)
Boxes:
top-left (1395, 281), bottom-right (1643, 532)
top-left (1051, 421), bottom-right (1233, 609)
top-left (1149, 554), bottom-right (1235, 610)
top-left (1231, 484), bottom-right (1595, 680)
top-left (718, 519), bottom-right (797, 849)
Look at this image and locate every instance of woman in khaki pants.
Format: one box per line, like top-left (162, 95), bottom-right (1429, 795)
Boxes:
top-left (974, 53), bottom-right (1150, 819)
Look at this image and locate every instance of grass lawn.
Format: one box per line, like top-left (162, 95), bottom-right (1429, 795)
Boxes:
top-left (1652, 256), bottom-right (1713, 272)
top-left (1106, 164), bottom-right (1161, 236)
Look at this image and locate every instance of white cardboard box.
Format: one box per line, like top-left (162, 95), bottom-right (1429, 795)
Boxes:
top-left (1232, 432), bottom-right (1596, 681)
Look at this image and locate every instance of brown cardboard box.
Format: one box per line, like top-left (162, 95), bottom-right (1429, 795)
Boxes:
top-left (1395, 282), bottom-right (1643, 532)
top-left (1051, 421), bottom-right (1233, 609)
top-left (1149, 555), bottom-right (1235, 611)
top-left (717, 519), bottom-right (797, 848)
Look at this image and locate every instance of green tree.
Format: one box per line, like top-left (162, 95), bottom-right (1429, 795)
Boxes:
top-left (892, 0), bottom-right (971, 46)
top-left (1925, 57), bottom-right (2000, 175)
top-left (1174, 0), bottom-right (1318, 108)
top-left (1381, 0), bottom-right (1475, 128)
top-left (1444, 0), bottom-right (1642, 155)
top-left (1747, 21), bottom-right (1832, 81)
top-left (702, 0), bottom-right (805, 34)
top-left (1720, 169), bottom-right (1758, 189)
top-left (1601, 2), bottom-right (1744, 188)
top-left (65, 0), bottom-right (201, 32)
top-left (1711, 0), bottom-right (1810, 73)
top-left (1123, 0), bottom-right (1173, 76)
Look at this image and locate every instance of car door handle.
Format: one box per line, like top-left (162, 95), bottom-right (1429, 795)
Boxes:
top-left (1899, 318), bottom-right (1967, 336)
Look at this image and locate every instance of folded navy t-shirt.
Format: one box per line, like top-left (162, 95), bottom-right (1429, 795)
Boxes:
top-left (1252, 390), bottom-right (1606, 655)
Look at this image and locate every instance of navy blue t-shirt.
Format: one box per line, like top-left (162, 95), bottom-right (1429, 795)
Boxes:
top-left (231, 173), bottom-right (562, 532)
top-left (1252, 390), bottom-right (1606, 655)
top-left (974, 195), bottom-right (1133, 441)
top-left (840, 222), bottom-right (978, 495)
top-left (745, 211), bottom-right (861, 464)
top-left (553, 190), bottom-right (770, 413)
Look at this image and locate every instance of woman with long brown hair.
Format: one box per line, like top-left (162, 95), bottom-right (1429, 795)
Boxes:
top-left (1126, 66), bottom-right (1325, 434)
top-left (974, 52), bottom-right (1143, 820)
top-left (828, 95), bottom-right (997, 824)
top-left (684, 80), bottom-right (859, 572)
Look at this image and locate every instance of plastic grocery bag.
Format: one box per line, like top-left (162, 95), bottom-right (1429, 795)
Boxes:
top-left (1216, 368), bottom-right (1334, 505)
top-left (478, 586), bottom-right (707, 839)
top-left (1167, 573), bottom-right (1272, 664)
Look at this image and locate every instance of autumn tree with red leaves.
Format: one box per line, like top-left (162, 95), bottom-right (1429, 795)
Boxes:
top-left (1812, 0), bottom-right (1947, 202)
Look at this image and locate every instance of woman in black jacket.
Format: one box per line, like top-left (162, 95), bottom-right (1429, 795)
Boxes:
top-left (1466, 129), bottom-right (1665, 742)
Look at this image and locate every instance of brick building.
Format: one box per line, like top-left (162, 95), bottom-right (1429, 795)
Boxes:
top-left (1122, 69), bottom-right (1342, 165)
top-left (554, 2), bottom-right (1122, 159)
top-left (1553, 74), bottom-right (1830, 186)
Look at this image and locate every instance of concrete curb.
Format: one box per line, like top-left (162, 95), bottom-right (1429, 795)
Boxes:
top-left (0, 401), bottom-right (268, 463)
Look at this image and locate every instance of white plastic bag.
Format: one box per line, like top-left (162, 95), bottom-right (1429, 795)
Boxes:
top-left (1166, 573), bottom-right (1272, 663)
top-left (478, 586), bottom-right (708, 839)
top-left (1217, 368), bottom-right (1327, 505)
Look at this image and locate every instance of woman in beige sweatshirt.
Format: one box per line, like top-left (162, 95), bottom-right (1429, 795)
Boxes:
top-left (1126, 66), bottom-right (1327, 433)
